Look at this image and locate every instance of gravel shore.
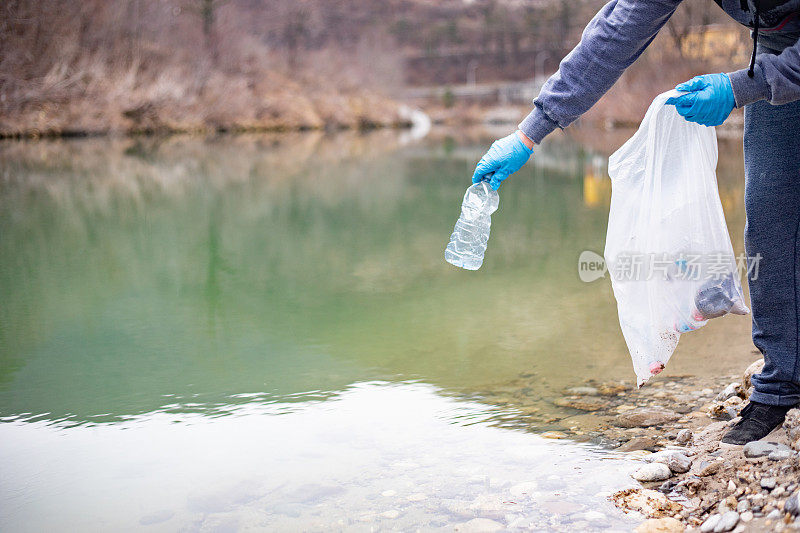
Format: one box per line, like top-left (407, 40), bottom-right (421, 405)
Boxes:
top-left (567, 359), bottom-right (800, 533)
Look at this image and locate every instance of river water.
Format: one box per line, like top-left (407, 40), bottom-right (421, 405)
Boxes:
top-left (0, 129), bottom-right (751, 531)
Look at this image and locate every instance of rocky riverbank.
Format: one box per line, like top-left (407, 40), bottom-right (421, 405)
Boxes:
top-left (474, 358), bottom-right (800, 532)
top-left (555, 359), bottom-right (800, 533)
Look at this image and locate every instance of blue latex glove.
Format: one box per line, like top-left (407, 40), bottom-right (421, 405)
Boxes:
top-left (665, 73), bottom-right (735, 127)
top-left (472, 132), bottom-right (533, 190)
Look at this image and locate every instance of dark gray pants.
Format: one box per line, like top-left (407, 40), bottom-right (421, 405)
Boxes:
top-left (744, 96), bottom-right (800, 406)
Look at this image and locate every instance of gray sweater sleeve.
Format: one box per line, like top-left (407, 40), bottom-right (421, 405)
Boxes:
top-left (518, 0), bottom-right (683, 144)
top-left (728, 39), bottom-right (800, 107)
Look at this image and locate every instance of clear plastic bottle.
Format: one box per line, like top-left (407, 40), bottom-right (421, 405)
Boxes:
top-left (445, 180), bottom-right (499, 270)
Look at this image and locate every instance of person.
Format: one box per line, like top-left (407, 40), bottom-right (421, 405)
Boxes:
top-left (473, 0), bottom-right (800, 445)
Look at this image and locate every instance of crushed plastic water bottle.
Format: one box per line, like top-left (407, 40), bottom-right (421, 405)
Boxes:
top-left (445, 180), bottom-right (499, 270)
top-left (695, 273), bottom-right (749, 319)
top-left (674, 274), bottom-right (750, 334)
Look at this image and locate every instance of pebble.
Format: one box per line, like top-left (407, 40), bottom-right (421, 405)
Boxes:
top-left (666, 453), bottom-right (692, 474)
top-left (700, 514), bottom-right (721, 532)
top-left (697, 461), bottom-right (722, 476)
top-left (407, 493), bottom-right (427, 501)
top-left (716, 383), bottom-right (741, 401)
top-left (676, 429), bottom-right (693, 445)
top-left (714, 511), bottom-right (739, 532)
top-left (541, 431), bottom-right (567, 439)
top-left (381, 510), bottom-right (400, 519)
top-left (381, 490), bottom-right (396, 497)
top-left (633, 463), bottom-right (672, 482)
top-left (743, 441), bottom-right (778, 458)
top-left (767, 509), bottom-right (783, 520)
top-left (740, 511), bottom-right (754, 522)
top-left (736, 499), bottom-right (749, 513)
top-left (760, 477), bottom-right (776, 490)
top-left (785, 491), bottom-right (800, 516)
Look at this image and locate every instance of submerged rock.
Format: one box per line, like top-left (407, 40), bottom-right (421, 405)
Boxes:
top-left (614, 408), bottom-right (681, 428)
top-left (619, 436), bottom-right (658, 452)
top-left (598, 382), bottom-right (629, 396)
top-left (566, 386), bottom-right (599, 396)
top-left (554, 397), bottom-right (607, 411)
top-left (453, 518), bottom-right (504, 532)
top-left (634, 517), bottom-right (685, 533)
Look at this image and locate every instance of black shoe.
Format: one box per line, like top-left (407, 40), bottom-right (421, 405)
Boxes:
top-left (721, 401), bottom-right (793, 445)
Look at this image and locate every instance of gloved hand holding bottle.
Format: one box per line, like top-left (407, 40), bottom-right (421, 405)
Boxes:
top-left (665, 73), bottom-right (735, 127)
top-left (472, 130), bottom-right (535, 190)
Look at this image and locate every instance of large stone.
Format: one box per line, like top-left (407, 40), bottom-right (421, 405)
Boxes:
top-left (634, 517), bottom-right (685, 533)
top-left (743, 441), bottom-right (778, 458)
top-left (614, 407), bottom-right (681, 428)
top-left (633, 463), bottom-right (673, 482)
top-left (742, 359), bottom-right (765, 390)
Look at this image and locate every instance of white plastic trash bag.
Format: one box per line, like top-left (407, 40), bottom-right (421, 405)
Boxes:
top-left (604, 90), bottom-right (749, 387)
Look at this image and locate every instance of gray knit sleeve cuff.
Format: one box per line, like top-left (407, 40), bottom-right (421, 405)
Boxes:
top-left (727, 65), bottom-right (771, 108)
top-left (518, 105), bottom-right (560, 144)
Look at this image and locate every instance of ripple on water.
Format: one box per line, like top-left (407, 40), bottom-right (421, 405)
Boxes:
top-left (0, 382), bottom-right (642, 531)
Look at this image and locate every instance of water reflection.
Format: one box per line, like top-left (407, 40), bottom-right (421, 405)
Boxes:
top-left (0, 131), bottom-right (750, 427)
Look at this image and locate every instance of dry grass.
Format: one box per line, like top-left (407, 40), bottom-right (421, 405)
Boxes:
top-left (0, 1), bottom-right (409, 138)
